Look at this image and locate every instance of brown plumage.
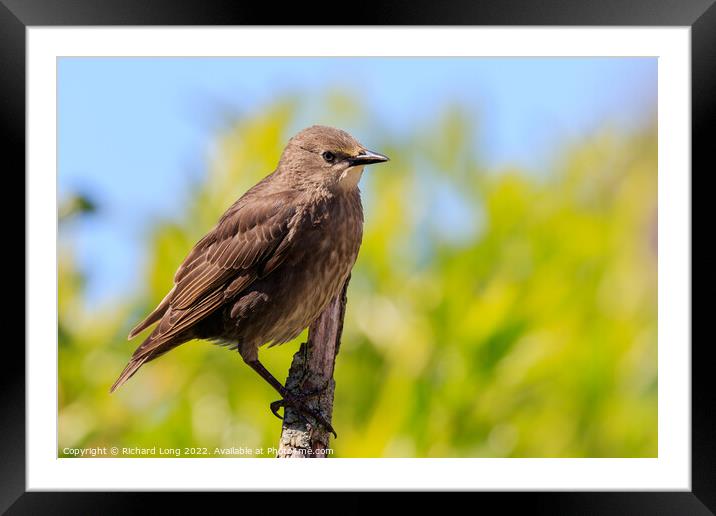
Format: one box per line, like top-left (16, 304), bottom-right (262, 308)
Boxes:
top-left (111, 126), bottom-right (388, 430)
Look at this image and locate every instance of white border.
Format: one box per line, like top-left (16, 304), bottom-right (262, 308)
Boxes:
top-left (28, 27), bottom-right (691, 490)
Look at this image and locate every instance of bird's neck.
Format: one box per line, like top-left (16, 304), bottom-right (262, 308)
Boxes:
top-left (336, 165), bottom-right (365, 192)
top-left (282, 167), bottom-right (362, 198)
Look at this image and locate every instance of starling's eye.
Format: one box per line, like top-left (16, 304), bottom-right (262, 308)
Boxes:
top-left (322, 151), bottom-right (336, 163)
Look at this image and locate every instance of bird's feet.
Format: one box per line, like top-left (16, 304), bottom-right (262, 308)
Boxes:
top-left (270, 388), bottom-right (337, 438)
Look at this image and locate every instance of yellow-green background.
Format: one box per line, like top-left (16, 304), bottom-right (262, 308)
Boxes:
top-left (59, 56), bottom-right (657, 457)
top-left (59, 101), bottom-right (657, 458)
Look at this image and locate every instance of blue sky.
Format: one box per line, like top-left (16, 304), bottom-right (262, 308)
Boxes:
top-left (58, 57), bottom-right (657, 305)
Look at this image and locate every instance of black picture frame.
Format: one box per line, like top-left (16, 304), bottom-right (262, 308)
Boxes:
top-left (6, 0), bottom-right (709, 513)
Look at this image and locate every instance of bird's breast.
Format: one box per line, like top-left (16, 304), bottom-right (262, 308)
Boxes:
top-left (218, 191), bottom-right (364, 349)
top-left (269, 193), bottom-right (362, 339)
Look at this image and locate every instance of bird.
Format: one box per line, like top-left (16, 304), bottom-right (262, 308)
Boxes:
top-left (110, 125), bottom-right (389, 436)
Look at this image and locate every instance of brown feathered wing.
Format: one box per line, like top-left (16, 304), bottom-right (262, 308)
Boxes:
top-left (110, 188), bottom-right (299, 392)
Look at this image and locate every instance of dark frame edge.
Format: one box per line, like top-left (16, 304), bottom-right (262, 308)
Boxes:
top-left (691, 0), bottom-right (716, 514)
top-left (1, 0), bottom-right (716, 25)
top-left (3, 492), bottom-right (716, 515)
top-left (0, 0), bottom-right (27, 515)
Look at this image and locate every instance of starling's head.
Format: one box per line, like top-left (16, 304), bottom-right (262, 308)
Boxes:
top-left (278, 125), bottom-right (389, 191)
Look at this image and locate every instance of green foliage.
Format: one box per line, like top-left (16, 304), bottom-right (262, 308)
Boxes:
top-left (58, 98), bottom-right (657, 458)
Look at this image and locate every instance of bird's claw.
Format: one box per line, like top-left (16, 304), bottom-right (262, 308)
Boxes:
top-left (270, 399), bottom-right (285, 420)
top-left (269, 396), bottom-right (337, 439)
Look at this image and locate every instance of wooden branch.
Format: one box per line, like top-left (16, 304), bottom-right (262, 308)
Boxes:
top-left (276, 276), bottom-right (350, 458)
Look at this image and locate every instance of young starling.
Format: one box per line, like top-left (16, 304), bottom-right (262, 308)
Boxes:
top-left (111, 125), bottom-right (388, 434)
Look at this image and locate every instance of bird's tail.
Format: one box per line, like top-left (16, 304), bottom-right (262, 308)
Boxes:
top-left (109, 354), bottom-right (150, 393)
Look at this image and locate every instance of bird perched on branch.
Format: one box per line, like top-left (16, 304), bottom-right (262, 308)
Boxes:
top-left (111, 125), bottom-right (389, 436)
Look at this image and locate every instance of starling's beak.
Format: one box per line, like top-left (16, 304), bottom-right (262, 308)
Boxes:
top-left (348, 149), bottom-right (390, 166)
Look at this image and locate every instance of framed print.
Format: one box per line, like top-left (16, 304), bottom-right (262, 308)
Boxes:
top-left (7, 0), bottom-right (711, 512)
